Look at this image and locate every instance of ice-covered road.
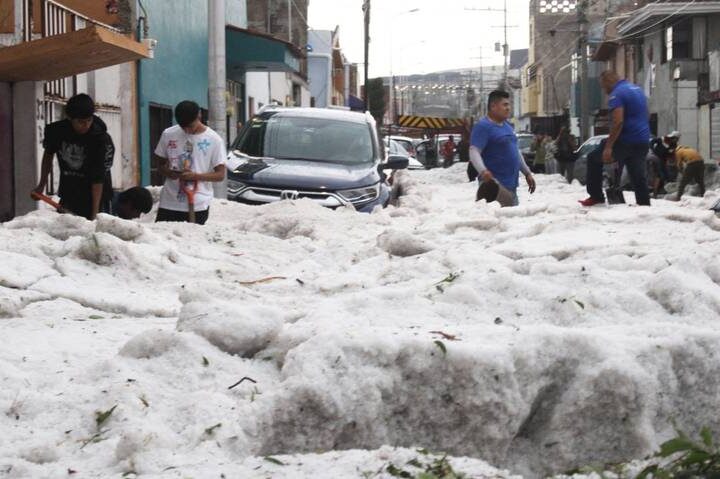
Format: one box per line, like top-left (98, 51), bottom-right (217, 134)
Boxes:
top-left (2, 166), bottom-right (720, 478)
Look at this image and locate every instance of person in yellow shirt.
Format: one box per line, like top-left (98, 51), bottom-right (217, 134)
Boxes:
top-left (674, 146), bottom-right (705, 200)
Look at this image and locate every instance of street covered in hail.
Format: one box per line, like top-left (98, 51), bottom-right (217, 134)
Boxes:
top-left (2, 166), bottom-right (720, 478)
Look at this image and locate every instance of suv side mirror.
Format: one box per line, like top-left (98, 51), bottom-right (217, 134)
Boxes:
top-left (383, 155), bottom-right (409, 170)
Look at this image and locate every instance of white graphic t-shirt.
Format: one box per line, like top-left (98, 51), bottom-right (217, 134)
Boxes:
top-left (155, 125), bottom-right (226, 212)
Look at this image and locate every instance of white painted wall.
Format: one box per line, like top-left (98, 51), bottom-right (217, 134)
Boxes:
top-left (676, 80), bottom-right (699, 151)
top-left (245, 72), bottom-right (270, 119)
top-left (300, 85), bottom-right (311, 107)
top-left (270, 72), bottom-right (291, 104)
top-left (13, 82), bottom-right (43, 216)
top-left (308, 55), bottom-right (331, 107)
top-left (89, 66), bottom-right (122, 106)
top-left (225, 0), bottom-right (247, 29)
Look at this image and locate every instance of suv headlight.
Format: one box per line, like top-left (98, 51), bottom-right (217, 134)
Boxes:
top-left (338, 183), bottom-right (380, 203)
top-left (227, 179), bottom-right (247, 192)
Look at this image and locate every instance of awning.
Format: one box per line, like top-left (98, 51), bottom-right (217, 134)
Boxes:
top-left (618, 1), bottom-right (720, 36)
top-left (226, 27), bottom-right (302, 81)
top-left (0, 25), bottom-right (150, 82)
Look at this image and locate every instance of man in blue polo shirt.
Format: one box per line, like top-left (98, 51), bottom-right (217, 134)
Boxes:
top-left (580, 70), bottom-right (651, 206)
top-left (469, 90), bottom-right (536, 206)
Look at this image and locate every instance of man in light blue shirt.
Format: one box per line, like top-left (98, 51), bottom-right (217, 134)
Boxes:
top-left (469, 90), bottom-right (536, 206)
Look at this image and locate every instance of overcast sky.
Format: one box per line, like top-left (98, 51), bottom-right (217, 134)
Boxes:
top-left (307, 0), bottom-right (531, 78)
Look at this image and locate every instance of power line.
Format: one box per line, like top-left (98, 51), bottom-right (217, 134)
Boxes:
top-left (606, 0), bottom-right (699, 42)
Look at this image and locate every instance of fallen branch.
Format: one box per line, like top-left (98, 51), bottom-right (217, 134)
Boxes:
top-left (429, 331), bottom-right (460, 341)
top-left (236, 276), bottom-right (286, 286)
top-left (227, 377), bottom-right (257, 390)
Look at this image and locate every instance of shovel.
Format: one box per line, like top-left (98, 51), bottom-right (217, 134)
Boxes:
top-left (30, 191), bottom-right (71, 213)
top-left (181, 180), bottom-right (198, 223)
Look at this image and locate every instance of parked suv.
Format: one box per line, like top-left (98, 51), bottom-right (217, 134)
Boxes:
top-left (226, 107), bottom-right (408, 212)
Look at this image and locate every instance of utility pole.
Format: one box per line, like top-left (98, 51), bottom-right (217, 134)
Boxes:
top-left (471, 46), bottom-right (491, 116)
top-left (480, 48), bottom-right (485, 115)
top-left (465, 4), bottom-right (516, 90)
top-left (578, 0), bottom-right (589, 141)
top-left (208, 0), bottom-right (226, 198)
top-left (287, 0), bottom-right (292, 43)
top-left (503, 0), bottom-right (508, 87)
top-left (362, 0), bottom-right (370, 110)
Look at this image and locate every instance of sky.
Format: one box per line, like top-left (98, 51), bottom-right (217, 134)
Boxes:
top-left (307, 0), bottom-right (531, 78)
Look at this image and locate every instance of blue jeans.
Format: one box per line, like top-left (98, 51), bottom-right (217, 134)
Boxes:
top-left (586, 140), bottom-right (650, 205)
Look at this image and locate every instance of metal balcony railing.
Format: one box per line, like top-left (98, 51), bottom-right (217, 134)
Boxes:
top-left (34, 0), bottom-right (122, 98)
top-left (21, 0), bottom-right (121, 42)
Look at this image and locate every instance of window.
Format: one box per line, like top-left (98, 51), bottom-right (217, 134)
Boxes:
top-left (292, 84), bottom-right (302, 106)
top-left (233, 114), bottom-right (374, 165)
top-left (663, 20), bottom-right (691, 63)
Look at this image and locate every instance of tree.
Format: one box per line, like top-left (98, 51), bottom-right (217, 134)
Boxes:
top-left (366, 78), bottom-right (386, 127)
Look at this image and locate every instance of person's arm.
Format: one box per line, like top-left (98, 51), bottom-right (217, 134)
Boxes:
top-left (518, 149), bottom-right (532, 176)
top-left (469, 124), bottom-right (491, 180)
top-left (34, 150), bottom-right (54, 193)
top-left (180, 164), bottom-right (226, 182)
top-left (157, 155), bottom-right (181, 180)
top-left (90, 182), bottom-right (103, 220)
top-left (469, 146), bottom-right (492, 181)
top-left (87, 138), bottom-right (111, 220)
top-left (179, 137), bottom-right (227, 182)
top-left (154, 131), bottom-right (181, 180)
top-left (518, 148), bottom-right (536, 193)
top-left (603, 107), bottom-right (624, 163)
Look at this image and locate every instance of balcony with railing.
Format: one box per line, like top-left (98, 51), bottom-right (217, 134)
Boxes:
top-left (1, 0), bottom-right (149, 83)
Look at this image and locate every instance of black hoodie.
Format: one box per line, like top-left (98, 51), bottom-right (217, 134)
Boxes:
top-left (43, 115), bottom-right (115, 219)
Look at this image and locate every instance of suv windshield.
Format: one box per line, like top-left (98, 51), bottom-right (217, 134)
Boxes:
top-left (233, 115), bottom-right (374, 164)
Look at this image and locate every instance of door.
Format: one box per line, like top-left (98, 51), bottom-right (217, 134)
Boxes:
top-left (0, 82), bottom-right (13, 221)
top-left (711, 103), bottom-right (720, 162)
top-left (149, 103), bottom-right (173, 186)
top-left (699, 104), bottom-right (711, 161)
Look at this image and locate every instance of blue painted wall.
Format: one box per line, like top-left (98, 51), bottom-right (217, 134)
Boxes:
top-left (137, 0), bottom-right (209, 185)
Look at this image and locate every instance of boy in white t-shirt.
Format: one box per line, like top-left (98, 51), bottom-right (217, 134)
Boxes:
top-left (154, 100), bottom-right (226, 224)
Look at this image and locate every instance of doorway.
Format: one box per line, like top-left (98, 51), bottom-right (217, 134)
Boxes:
top-left (0, 83), bottom-right (13, 221)
top-left (149, 103), bottom-right (173, 186)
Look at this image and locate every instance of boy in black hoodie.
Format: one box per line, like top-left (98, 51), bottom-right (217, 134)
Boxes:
top-left (34, 94), bottom-right (115, 220)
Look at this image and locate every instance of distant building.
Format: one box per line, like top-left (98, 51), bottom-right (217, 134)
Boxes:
top-left (594, 0), bottom-right (720, 160)
top-left (307, 28), bottom-right (358, 108)
top-left (244, 0), bottom-right (311, 117)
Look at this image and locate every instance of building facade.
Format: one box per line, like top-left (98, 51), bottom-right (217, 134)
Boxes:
top-left (595, 1), bottom-right (720, 160)
top-left (242, 0), bottom-right (310, 121)
top-left (0, 0), bottom-right (149, 220)
top-left (307, 28), bottom-right (357, 108)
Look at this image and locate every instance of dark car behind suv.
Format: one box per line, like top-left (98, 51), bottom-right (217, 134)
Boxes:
top-left (226, 107), bottom-right (407, 213)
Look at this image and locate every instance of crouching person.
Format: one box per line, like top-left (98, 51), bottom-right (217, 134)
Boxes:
top-left (674, 146), bottom-right (705, 200)
top-left (112, 187), bottom-right (154, 219)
